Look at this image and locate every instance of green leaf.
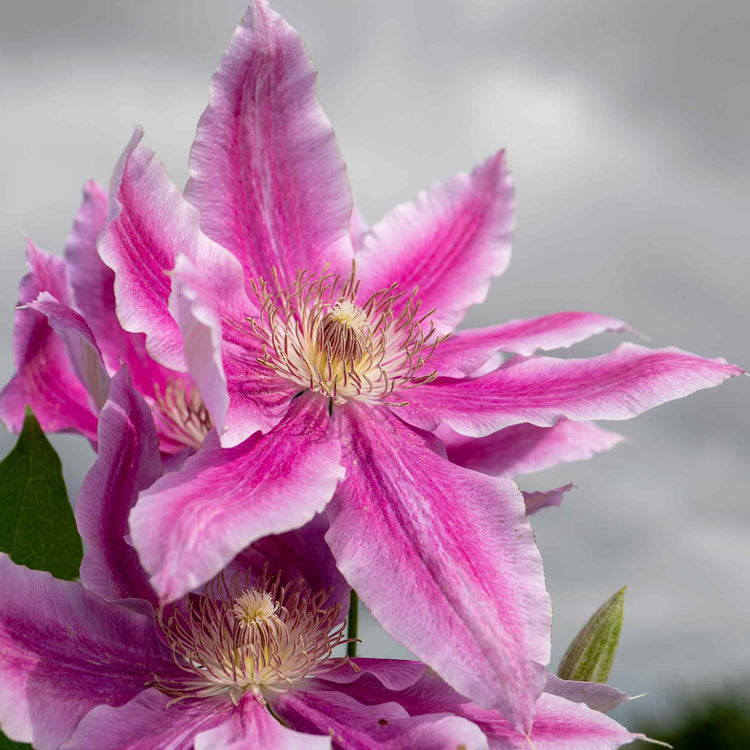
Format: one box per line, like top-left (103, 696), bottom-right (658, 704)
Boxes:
top-left (558, 586), bottom-right (626, 683)
top-left (0, 409), bottom-right (82, 580)
top-left (0, 731), bottom-right (31, 749)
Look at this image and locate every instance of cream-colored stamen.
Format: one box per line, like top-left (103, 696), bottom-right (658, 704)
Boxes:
top-left (233, 589), bottom-right (279, 629)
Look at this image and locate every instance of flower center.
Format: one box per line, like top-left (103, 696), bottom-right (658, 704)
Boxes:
top-left (151, 570), bottom-right (351, 705)
top-left (152, 380), bottom-right (212, 451)
top-left (249, 266), bottom-right (443, 404)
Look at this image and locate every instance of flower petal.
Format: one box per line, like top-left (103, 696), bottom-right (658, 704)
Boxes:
top-left (523, 484), bottom-right (573, 516)
top-left (76, 367), bottom-right (162, 604)
top-left (27, 292), bottom-right (110, 413)
top-left (274, 688), bottom-right (487, 750)
top-left (0, 245), bottom-right (98, 439)
top-left (0, 555), bottom-right (174, 749)
top-left (323, 659), bottom-right (428, 692)
top-left (228, 514), bottom-right (350, 613)
top-left (399, 342), bottom-right (743, 437)
top-left (65, 688), bottom-right (233, 750)
top-left (431, 312), bottom-right (628, 378)
top-left (441, 420), bottom-right (624, 478)
top-left (326, 404), bottom-right (550, 733)
top-left (63, 180), bottom-right (125, 369)
top-left (544, 673), bottom-right (631, 713)
top-left (195, 693), bottom-right (330, 750)
top-left (185, 0), bottom-right (354, 289)
top-left (99, 128), bottom-right (228, 371)
top-left (460, 692), bottom-right (643, 749)
top-left (170, 252), bottom-right (296, 447)
top-left (342, 669), bottom-right (640, 750)
top-left (356, 151), bottom-right (513, 334)
top-left (131, 393), bottom-right (344, 602)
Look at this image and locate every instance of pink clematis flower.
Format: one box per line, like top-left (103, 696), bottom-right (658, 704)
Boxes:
top-left (0, 367), bottom-right (645, 749)
top-left (0, 183), bottom-right (213, 459)
top-left (91, 0), bottom-right (743, 731)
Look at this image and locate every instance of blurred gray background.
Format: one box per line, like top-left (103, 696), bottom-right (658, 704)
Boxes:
top-left (1, 0), bottom-right (748, 726)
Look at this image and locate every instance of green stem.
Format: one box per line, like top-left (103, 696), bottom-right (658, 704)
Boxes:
top-left (347, 590), bottom-right (359, 657)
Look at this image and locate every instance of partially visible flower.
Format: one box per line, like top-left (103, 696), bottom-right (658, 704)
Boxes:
top-left (0, 369), bottom-right (644, 749)
top-left (0, 183), bottom-right (211, 459)
top-left (95, 0), bottom-right (743, 730)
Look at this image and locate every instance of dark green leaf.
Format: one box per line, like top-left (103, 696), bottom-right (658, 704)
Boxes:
top-left (0, 409), bottom-right (82, 580)
top-left (0, 730), bottom-right (31, 749)
top-left (558, 586), bottom-right (626, 683)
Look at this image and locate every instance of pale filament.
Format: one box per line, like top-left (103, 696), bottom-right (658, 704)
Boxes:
top-left (151, 569), bottom-right (354, 706)
top-left (248, 265), bottom-right (445, 405)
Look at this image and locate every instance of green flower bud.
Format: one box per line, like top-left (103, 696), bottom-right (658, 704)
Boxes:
top-left (558, 586), bottom-right (626, 683)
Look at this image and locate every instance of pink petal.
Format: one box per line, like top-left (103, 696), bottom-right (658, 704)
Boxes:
top-left (0, 555), bottom-right (174, 749)
top-left (544, 673), bottom-right (631, 713)
top-left (441, 420), bottom-right (624, 478)
top-left (63, 180), bottom-right (126, 371)
top-left (326, 405), bottom-right (550, 733)
top-left (274, 688), bottom-right (486, 750)
top-left (323, 658), bottom-right (429, 693)
top-left (459, 692), bottom-right (643, 749)
top-left (228, 514), bottom-right (350, 614)
top-left (76, 367), bottom-right (162, 604)
top-left (432, 312), bottom-right (628, 378)
top-left (130, 393), bottom-right (344, 602)
top-left (356, 151), bottom-right (513, 334)
top-left (100, 128), bottom-right (228, 371)
top-left (185, 0), bottom-right (354, 290)
top-left (523, 484), bottom-right (573, 516)
top-left (399, 342), bottom-right (743, 437)
top-left (27, 292), bottom-right (110, 413)
top-left (345, 668), bottom-right (640, 750)
top-left (350, 206), bottom-right (370, 251)
top-left (0, 246), bottom-right (98, 440)
top-left (195, 693), bottom-right (330, 750)
top-left (170, 252), bottom-right (296, 447)
top-left (66, 688), bottom-right (233, 750)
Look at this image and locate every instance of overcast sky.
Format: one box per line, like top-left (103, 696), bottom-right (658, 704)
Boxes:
top-left (1, 0), bottom-right (748, 724)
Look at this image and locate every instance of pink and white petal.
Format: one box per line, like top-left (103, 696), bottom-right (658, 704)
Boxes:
top-left (194, 693), bottom-right (329, 750)
top-left (76, 367), bottom-right (162, 604)
top-left (272, 689), bottom-right (405, 748)
top-left (544, 673), bottom-right (632, 713)
top-left (131, 394), bottom-right (344, 602)
top-left (523, 484), bottom-right (573, 516)
top-left (28, 292), bottom-right (110, 412)
top-left (441, 420), bottom-right (624, 478)
top-left (432, 312), bottom-right (628, 378)
top-left (349, 670), bottom-right (640, 750)
top-left (25, 241), bottom-right (72, 306)
top-left (229, 514), bottom-right (350, 613)
top-left (326, 405), bottom-right (550, 733)
top-left (65, 688), bottom-right (233, 750)
top-left (0, 556), bottom-right (175, 750)
top-left (350, 206), bottom-right (370, 251)
top-left (399, 342), bottom-right (744, 437)
top-left (322, 659), bottom-right (429, 693)
top-left (100, 129), bottom-right (227, 371)
top-left (0, 305), bottom-right (98, 440)
top-left (185, 0), bottom-right (354, 289)
top-left (170, 252), bottom-right (294, 446)
top-left (62, 181), bottom-right (129, 368)
top-left (356, 151), bottom-right (513, 335)
top-left (459, 692), bottom-right (643, 749)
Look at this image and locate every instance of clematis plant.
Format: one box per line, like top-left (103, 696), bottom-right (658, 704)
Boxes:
top-left (77, 0), bottom-right (744, 731)
top-left (0, 183), bottom-right (212, 460)
top-left (0, 368), bottom-right (648, 749)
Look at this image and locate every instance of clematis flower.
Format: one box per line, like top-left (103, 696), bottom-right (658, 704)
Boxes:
top-left (92, 0), bottom-right (743, 731)
top-left (0, 183), bottom-right (212, 459)
top-left (0, 367), bottom-right (646, 749)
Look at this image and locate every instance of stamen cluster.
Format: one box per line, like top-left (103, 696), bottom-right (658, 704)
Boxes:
top-left (152, 570), bottom-right (351, 705)
top-left (152, 380), bottom-right (213, 450)
top-left (249, 266), bottom-right (443, 404)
